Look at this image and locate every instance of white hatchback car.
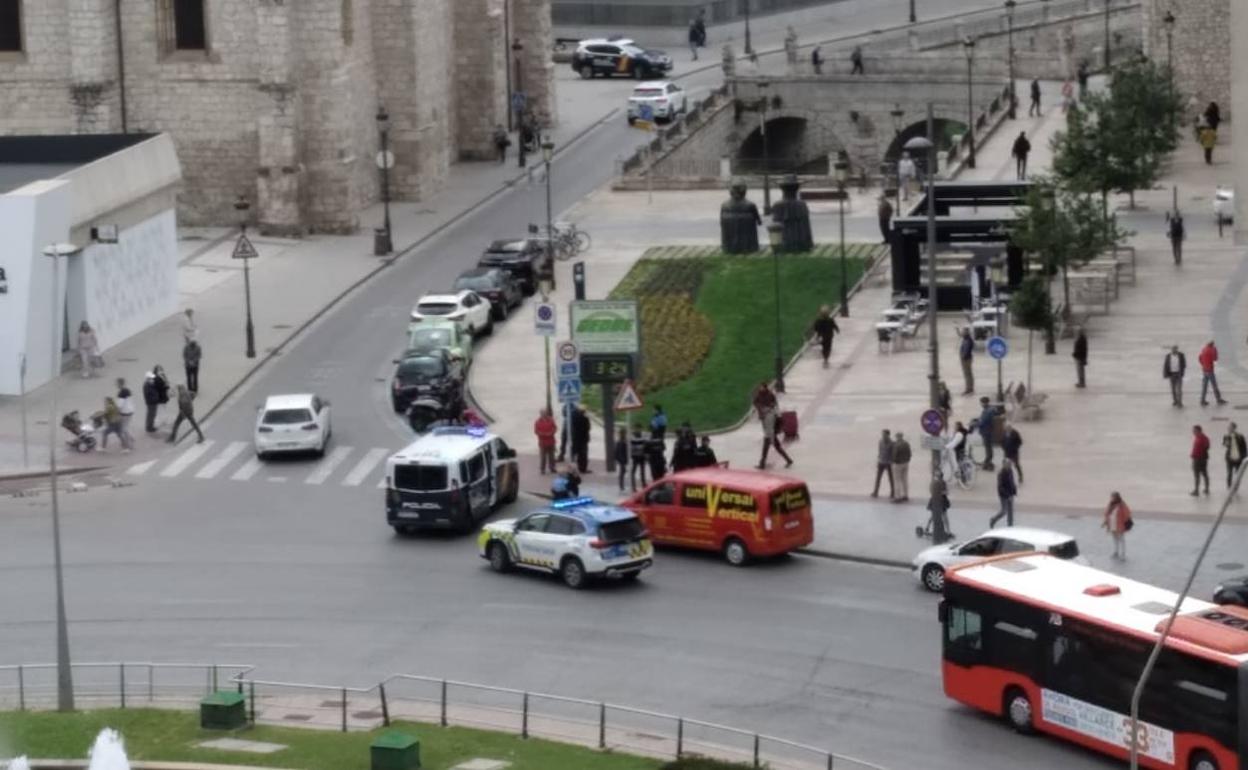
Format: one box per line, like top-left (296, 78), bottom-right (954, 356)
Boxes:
top-left (912, 526), bottom-right (1087, 592)
top-left (254, 393), bottom-right (332, 459)
top-left (410, 290), bottom-right (493, 337)
top-left (627, 81), bottom-right (687, 124)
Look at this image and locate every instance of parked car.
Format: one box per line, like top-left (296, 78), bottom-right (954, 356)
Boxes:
top-left (406, 319), bottom-right (473, 367)
top-left (453, 267), bottom-right (523, 321)
top-left (1213, 576), bottom-right (1248, 606)
top-left (390, 349), bottom-right (464, 413)
top-left (571, 38), bottom-right (672, 80)
top-left (410, 290), bottom-right (493, 337)
top-left (478, 239), bottom-right (548, 295)
top-left (912, 526), bottom-right (1088, 592)
top-left (627, 81), bottom-right (687, 124)
top-left (254, 393), bottom-right (332, 459)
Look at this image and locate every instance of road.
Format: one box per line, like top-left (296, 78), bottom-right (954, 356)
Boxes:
top-left (0, 1), bottom-right (1122, 768)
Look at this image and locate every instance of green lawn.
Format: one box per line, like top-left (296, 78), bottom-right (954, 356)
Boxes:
top-left (0, 709), bottom-right (663, 770)
top-left (604, 244), bottom-right (875, 432)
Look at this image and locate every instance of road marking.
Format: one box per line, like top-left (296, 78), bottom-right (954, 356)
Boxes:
top-left (267, 477), bottom-right (287, 483)
top-left (342, 447), bottom-right (388, 486)
top-left (231, 456), bottom-right (264, 481)
top-left (195, 440), bottom-right (248, 479)
top-left (213, 642), bottom-right (300, 649)
top-left (160, 440), bottom-right (215, 478)
top-left (127, 460), bottom-right (157, 476)
top-left (304, 445), bottom-right (353, 484)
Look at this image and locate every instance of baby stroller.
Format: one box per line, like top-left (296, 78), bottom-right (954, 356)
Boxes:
top-left (60, 410), bottom-right (99, 453)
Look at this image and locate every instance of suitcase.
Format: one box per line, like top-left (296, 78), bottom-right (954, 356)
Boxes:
top-left (779, 410), bottom-right (799, 441)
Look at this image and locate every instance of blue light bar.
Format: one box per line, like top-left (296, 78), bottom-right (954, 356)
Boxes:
top-left (551, 496), bottom-right (596, 509)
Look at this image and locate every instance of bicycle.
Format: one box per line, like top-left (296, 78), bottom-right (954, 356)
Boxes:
top-left (941, 447), bottom-right (977, 490)
top-left (549, 222), bottom-right (591, 260)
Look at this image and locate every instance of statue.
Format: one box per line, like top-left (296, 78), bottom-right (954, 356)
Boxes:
top-left (721, 44), bottom-right (736, 79)
top-left (720, 180), bottom-right (762, 253)
top-left (783, 27), bottom-right (799, 71)
top-left (770, 175), bottom-right (813, 253)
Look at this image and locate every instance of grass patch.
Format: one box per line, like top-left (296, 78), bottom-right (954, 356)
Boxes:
top-left (0, 708), bottom-right (661, 770)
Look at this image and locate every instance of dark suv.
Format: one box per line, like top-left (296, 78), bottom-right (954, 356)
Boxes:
top-left (571, 38), bottom-right (672, 80)
top-left (478, 239), bottom-right (548, 295)
top-left (391, 349), bottom-right (464, 413)
top-left (454, 267), bottom-right (523, 320)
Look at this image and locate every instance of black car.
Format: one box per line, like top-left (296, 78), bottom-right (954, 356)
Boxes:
top-left (478, 238), bottom-right (548, 295)
top-left (571, 38), bottom-right (673, 80)
top-left (1213, 576), bottom-right (1248, 606)
top-left (391, 349), bottom-right (464, 413)
top-left (453, 267), bottom-right (523, 320)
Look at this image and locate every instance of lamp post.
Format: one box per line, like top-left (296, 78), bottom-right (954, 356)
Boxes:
top-left (375, 106), bottom-right (394, 256)
top-left (542, 139), bottom-right (556, 294)
top-left (834, 158), bottom-right (849, 317)
top-left (1004, 0), bottom-right (1017, 120)
top-left (513, 38), bottom-right (527, 168)
top-left (963, 36), bottom-right (977, 169)
top-left (766, 221), bottom-right (786, 393)
top-left (909, 0), bottom-right (916, 24)
top-left (503, 0), bottom-right (513, 132)
top-left (743, 0), bottom-right (753, 56)
top-left (891, 105), bottom-right (905, 214)
top-left (233, 196), bottom-right (257, 359)
top-left (42, 241), bottom-right (81, 712)
top-left (1103, 0), bottom-right (1112, 71)
top-left (1162, 10), bottom-right (1175, 87)
top-left (991, 261), bottom-right (1005, 404)
top-left (758, 81), bottom-right (772, 215)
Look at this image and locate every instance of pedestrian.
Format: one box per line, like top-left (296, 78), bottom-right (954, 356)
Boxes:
top-left (811, 305), bottom-right (840, 368)
top-left (650, 404), bottom-right (668, 440)
top-left (890, 431), bottom-right (911, 502)
top-left (646, 433), bottom-right (667, 481)
top-left (1199, 123), bottom-right (1217, 165)
top-left (670, 421), bottom-right (697, 472)
top-left (629, 427), bottom-right (648, 490)
top-left (753, 381), bottom-right (793, 470)
top-left (1072, 326), bottom-right (1088, 388)
top-left (1028, 79), bottom-right (1041, 116)
top-left (614, 427), bottom-right (629, 491)
top-left (492, 124), bottom-right (510, 164)
top-left (1076, 61), bottom-right (1089, 99)
top-left (570, 404), bottom-right (591, 473)
top-left (1011, 131), bottom-right (1031, 179)
top-left (937, 381), bottom-right (952, 419)
top-left (115, 377), bottom-right (135, 452)
top-left (142, 371), bottom-right (161, 433)
top-left (1001, 423), bottom-right (1023, 484)
top-left (1204, 101), bottom-right (1222, 132)
top-left (183, 338), bottom-right (202, 394)
top-left (1061, 79), bottom-right (1074, 113)
top-left (77, 321), bottom-right (100, 378)
top-left (1224, 422), bottom-right (1247, 489)
top-left (692, 435), bottom-right (718, 467)
top-left (1191, 424), bottom-right (1211, 496)
top-left (688, 19), bottom-right (701, 60)
top-left (849, 45), bottom-right (864, 75)
top-left (959, 327), bottom-right (975, 395)
top-left (897, 152), bottom-right (916, 201)
top-left (694, 10), bottom-right (707, 48)
top-left (989, 459), bottom-right (1018, 528)
top-left (810, 45), bottom-right (823, 74)
top-left (950, 421), bottom-right (970, 466)
top-left (1102, 491), bottom-right (1132, 560)
top-left (877, 195), bottom-right (894, 244)
top-left (99, 397), bottom-right (125, 451)
top-left (1167, 212), bottom-right (1185, 265)
top-left (167, 384), bottom-right (204, 444)
top-left (975, 396), bottom-right (997, 470)
top-left (533, 407), bottom-right (557, 474)
top-left (1198, 340), bottom-right (1227, 406)
top-left (551, 464), bottom-right (581, 500)
top-left (147, 366), bottom-right (171, 431)
top-left (181, 308), bottom-right (197, 344)
top-left (1163, 344), bottom-right (1186, 407)
top-left (870, 428), bottom-right (895, 499)
top-left (557, 403), bottom-right (570, 462)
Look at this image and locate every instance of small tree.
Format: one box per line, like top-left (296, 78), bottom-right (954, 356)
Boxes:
top-left (1009, 274), bottom-right (1053, 394)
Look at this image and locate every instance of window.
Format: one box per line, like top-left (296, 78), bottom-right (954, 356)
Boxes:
top-left (1049, 540), bottom-right (1081, 560)
top-left (645, 482), bottom-right (675, 505)
top-left (394, 464), bottom-right (448, 491)
top-left (173, 0), bottom-right (206, 50)
top-left (946, 606), bottom-right (983, 651)
top-left (598, 517), bottom-right (645, 543)
top-left (999, 539), bottom-right (1033, 554)
top-left (262, 409), bottom-right (314, 425)
top-left (958, 538), bottom-right (1000, 557)
top-left (466, 453), bottom-right (486, 483)
top-left (0, 0), bottom-right (21, 52)
top-left (546, 516), bottom-right (584, 536)
top-left (517, 514), bottom-right (549, 532)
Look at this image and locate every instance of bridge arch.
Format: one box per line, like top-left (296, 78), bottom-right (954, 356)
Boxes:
top-left (735, 110), bottom-right (847, 175)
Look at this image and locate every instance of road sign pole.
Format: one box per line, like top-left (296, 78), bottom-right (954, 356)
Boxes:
top-left (602, 382), bottom-right (616, 473)
top-left (544, 337), bottom-right (552, 414)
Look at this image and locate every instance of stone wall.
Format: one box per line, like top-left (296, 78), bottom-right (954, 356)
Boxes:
top-left (1141, 0), bottom-right (1229, 120)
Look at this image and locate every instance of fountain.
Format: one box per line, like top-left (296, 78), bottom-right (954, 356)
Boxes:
top-left (87, 729), bottom-right (130, 770)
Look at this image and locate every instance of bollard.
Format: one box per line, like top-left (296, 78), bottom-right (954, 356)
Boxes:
top-left (753, 733), bottom-right (760, 768)
top-left (148, 664), bottom-right (154, 702)
top-left (249, 681), bottom-right (256, 724)
top-left (598, 703), bottom-right (606, 749)
top-left (17, 664), bottom-right (24, 710)
top-left (341, 686), bottom-right (348, 733)
top-left (212, 664), bottom-right (219, 691)
top-left (827, 753), bottom-right (835, 769)
top-left (120, 664), bottom-right (126, 709)
top-left (522, 692), bottom-right (529, 739)
top-left (379, 682), bottom-right (390, 726)
top-left (676, 717), bottom-right (683, 758)
top-left (440, 680), bottom-right (448, 727)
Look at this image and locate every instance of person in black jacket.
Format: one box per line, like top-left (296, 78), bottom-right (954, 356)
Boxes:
top-left (614, 427), bottom-right (629, 491)
top-left (989, 459), bottom-right (1018, 527)
top-left (628, 427), bottom-right (648, 491)
top-left (1001, 424), bottom-right (1024, 484)
top-left (692, 436), bottom-right (718, 467)
top-left (1163, 345), bottom-right (1187, 407)
top-left (646, 435), bottom-right (667, 481)
top-left (1223, 422), bottom-right (1247, 489)
top-left (670, 421), bottom-right (697, 472)
top-left (811, 305), bottom-right (841, 368)
top-left (1072, 327), bottom-right (1088, 388)
top-left (1011, 131), bottom-right (1032, 179)
top-left (1167, 213), bottom-right (1185, 265)
top-left (570, 405), bottom-right (591, 473)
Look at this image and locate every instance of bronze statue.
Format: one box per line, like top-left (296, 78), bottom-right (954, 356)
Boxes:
top-left (770, 175), bottom-right (813, 252)
top-left (720, 181), bottom-right (762, 253)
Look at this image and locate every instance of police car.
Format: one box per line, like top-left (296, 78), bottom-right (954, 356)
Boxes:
top-left (477, 498), bottom-right (653, 589)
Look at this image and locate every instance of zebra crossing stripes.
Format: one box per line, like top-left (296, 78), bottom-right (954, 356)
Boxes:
top-left (343, 448), bottom-right (389, 487)
top-left (160, 440), bottom-right (215, 477)
top-left (303, 446), bottom-right (353, 485)
top-left (230, 456), bottom-right (264, 481)
top-left (127, 460), bottom-right (158, 476)
top-left (195, 441), bottom-right (248, 479)
top-left (125, 442), bottom-right (399, 489)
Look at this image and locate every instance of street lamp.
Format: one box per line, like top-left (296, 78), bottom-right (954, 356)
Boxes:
top-left (909, 0), bottom-right (916, 24)
top-left (963, 36), bottom-right (977, 169)
top-left (42, 241), bottom-right (81, 712)
top-left (743, 0), bottom-right (753, 56)
top-left (990, 260), bottom-right (1005, 404)
top-left (758, 81), bottom-right (772, 215)
top-left (542, 139), bottom-right (556, 294)
top-left (890, 105), bottom-right (905, 213)
top-left (1103, 0), bottom-right (1112, 70)
top-left (375, 106), bottom-right (394, 256)
top-left (834, 158), bottom-right (849, 317)
top-left (1162, 10), bottom-right (1176, 84)
top-left (512, 38), bottom-right (527, 168)
top-left (766, 221), bottom-right (786, 393)
top-left (233, 196), bottom-right (257, 359)
top-left (1004, 0), bottom-right (1017, 120)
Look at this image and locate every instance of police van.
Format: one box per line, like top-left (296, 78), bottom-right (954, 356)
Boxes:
top-left (384, 426), bottom-right (520, 534)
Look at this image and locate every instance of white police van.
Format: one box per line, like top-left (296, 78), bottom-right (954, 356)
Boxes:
top-left (384, 426), bottom-right (519, 534)
top-left (477, 497), bottom-right (654, 589)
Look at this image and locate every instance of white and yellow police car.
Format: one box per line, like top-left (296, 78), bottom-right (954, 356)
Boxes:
top-left (477, 497), bottom-right (654, 589)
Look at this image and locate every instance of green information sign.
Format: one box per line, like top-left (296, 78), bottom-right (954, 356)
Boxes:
top-left (570, 300), bottom-right (640, 354)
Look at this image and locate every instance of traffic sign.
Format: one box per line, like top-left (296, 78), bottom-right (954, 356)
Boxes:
top-left (535, 302), bottom-right (557, 337)
top-left (557, 341), bottom-right (579, 363)
top-left (375, 150), bottom-right (396, 170)
top-left (613, 380), bottom-right (644, 412)
top-left (987, 336), bottom-right (1009, 360)
top-left (557, 377), bottom-right (582, 404)
top-left (920, 435), bottom-right (945, 452)
top-left (558, 361), bottom-right (580, 377)
top-left (231, 234), bottom-right (259, 260)
top-left (920, 408), bottom-right (946, 437)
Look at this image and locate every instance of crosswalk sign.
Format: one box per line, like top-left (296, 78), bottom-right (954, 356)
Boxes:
top-left (613, 380), bottom-right (643, 412)
top-left (558, 378), bottom-right (582, 404)
top-left (232, 234), bottom-right (259, 260)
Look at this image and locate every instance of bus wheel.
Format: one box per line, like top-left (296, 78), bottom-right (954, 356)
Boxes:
top-left (1190, 751), bottom-right (1219, 770)
top-left (488, 541), bottom-right (512, 573)
top-left (1004, 687), bottom-right (1035, 734)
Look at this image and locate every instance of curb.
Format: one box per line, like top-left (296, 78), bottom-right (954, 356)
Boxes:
top-left (0, 466), bottom-right (109, 483)
top-left (795, 547), bottom-right (911, 570)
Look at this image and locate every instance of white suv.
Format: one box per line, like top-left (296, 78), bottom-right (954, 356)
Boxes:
top-left (254, 393), bottom-right (332, 459)
top-left (478, 499), bottom-right (654, 589)
top-left (627, 81), bottom-right (687, 124)
top-left (410, 290), bottom-right (493, 337)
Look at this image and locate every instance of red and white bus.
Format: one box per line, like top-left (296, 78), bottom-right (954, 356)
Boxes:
top-left (941, 553), bottom-right (1248, 770)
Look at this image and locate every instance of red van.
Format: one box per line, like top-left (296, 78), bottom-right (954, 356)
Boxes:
top-left (621, 468), bottom-right (814, 566)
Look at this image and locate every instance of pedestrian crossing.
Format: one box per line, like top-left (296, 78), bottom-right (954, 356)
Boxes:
top-left (127, 441), bottom-right (398, 489)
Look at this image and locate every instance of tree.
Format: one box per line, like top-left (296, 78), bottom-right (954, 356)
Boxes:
top-left (1008, 274), bottom-right (1053, 393)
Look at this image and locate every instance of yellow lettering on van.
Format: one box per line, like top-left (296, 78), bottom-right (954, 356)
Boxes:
top-left (706, 485), bottom-right (722, 518)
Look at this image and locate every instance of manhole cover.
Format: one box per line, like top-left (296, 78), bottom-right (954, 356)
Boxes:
top-left (1216, 562), bottom-right (1244, 571)
top-left (282, 713), bottom-right (312, 721)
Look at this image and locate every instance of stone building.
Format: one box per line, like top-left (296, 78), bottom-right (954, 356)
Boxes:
top-left (1140, 0), bottom-right (1229, 119)
top-left (0, 0), bottom-right (555, 235)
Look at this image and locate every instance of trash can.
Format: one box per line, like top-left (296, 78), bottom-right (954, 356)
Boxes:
top-left (200, 690), bottom-right (247, 730)
top-left (374, 228), bottom-right (392, 256)
top-left (371, 730), bottom-right (420, 770)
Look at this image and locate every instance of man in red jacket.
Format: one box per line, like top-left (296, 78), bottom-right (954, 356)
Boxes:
top-left (1191, 424), bottom-right (1211, 496)
top-left (534, 408), bottom-right (557, 474)
top-left (1198, 340), bottom-right (1228, 406)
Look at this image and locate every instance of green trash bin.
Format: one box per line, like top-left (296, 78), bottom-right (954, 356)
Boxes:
top-left (200, 690), bottom-right (247, 730)
top-left (371, 730), bottom-right (421, 770)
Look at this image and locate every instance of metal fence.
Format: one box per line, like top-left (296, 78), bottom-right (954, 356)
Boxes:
top-left (0, 662), bottom-right (888, 770)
